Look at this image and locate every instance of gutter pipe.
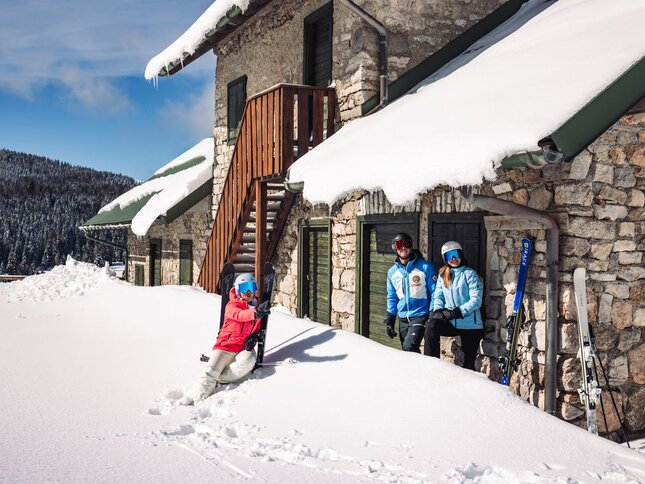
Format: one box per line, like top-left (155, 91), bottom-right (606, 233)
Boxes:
top-left (337, 0), bottom-right (388, 112)
top-left (459, 187), bottom-right (559, 416)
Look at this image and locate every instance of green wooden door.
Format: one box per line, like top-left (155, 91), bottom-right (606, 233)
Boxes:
top-left (366, 227), bottom-right (397, 348)
top-left (298, 221), bottom-right (330, 324)
top-left (179, 240), bottom-right (193, 286)
top-left (134, 265), bottom-right (144, 286)
top-left (357, 215), bottom-right (419, 348)
top-left (149, 239), bottom-right (161, 287)
top-left (428, 214), bottom-right (486, 276)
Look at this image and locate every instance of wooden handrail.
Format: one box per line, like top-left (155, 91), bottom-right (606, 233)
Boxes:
top-left (198, 84), bottom-right (336, 293)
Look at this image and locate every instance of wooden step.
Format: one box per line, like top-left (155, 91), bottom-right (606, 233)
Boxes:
top-left (243, 226), bottom-right (274, 234)
top-left (234, 254), bottom-right (255, 264)
top-left (232, 263), bottom-right (255, 273)
top-left (236, 244), bottom-right (256, 254)
top-left (247, 214), bottom-right (278, 223)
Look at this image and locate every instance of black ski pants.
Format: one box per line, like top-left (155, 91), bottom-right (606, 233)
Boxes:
top-left (399, 315), bottom-right (427, 353)
top-left (424, 316), bottom-right (483, 370)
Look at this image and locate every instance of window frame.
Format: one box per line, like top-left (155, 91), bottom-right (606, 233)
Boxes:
top-left (227, 75), bottom-right (248, 144)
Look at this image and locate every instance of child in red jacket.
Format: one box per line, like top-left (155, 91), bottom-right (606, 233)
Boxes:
top-left (182, 273), bottom-right (270, 405)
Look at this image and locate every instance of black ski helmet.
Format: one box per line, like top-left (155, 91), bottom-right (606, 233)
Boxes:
top-left (391, 232), bottom-right (413, 251)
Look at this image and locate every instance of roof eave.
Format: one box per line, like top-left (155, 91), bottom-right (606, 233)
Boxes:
top-left (158, 0), bottom-right (274, 78)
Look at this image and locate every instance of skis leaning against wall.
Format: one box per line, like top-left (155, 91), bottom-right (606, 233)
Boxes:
top-left (254, 262), bottom-right (276, 369)
top-left (573, 267), bottom-right (601, 435)
top-left (218, 263), bottom-right (236, 332)
top-left (499, 237), bottom-right (532, 386)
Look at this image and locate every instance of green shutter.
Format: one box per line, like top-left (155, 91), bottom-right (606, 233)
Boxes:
top-left (367, 228), bottom-right (398, 349)
top-left (298, 220), bottom-right (331, 324)
top-left (307, 226), bottom-right (330, 324)
top-left (179, 240), bottom-right (193, 286)
top-left (135, 265), bottom-right (144, 286)
top-left (150, 239), bottom-right (161, 287)
top-left (355, 214), bottom-right (419, 348)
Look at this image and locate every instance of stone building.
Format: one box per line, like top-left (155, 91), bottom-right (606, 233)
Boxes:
top-left (145, 0), bottom-right (645, 440)
top-left (82, 139), bottom-right (214, 287)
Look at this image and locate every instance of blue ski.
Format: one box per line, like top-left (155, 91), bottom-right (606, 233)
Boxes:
top-left (499, 238), bottom-right (532, 386)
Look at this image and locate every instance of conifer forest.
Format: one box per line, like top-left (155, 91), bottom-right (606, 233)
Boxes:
top-left (0, 149), bottom-right (136, 275)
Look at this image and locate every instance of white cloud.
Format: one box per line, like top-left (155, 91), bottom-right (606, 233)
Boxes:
top-left (159, 80), bottom-right (215, 138)
top-left (0, 0), bottom-right (215, 110)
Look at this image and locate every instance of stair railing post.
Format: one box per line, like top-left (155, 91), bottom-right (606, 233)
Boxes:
top-left (255, 179), bottom-right (267, 290)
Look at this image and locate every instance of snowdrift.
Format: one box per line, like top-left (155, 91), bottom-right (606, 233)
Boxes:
top-left (0, 262), bottom-right (644, 483)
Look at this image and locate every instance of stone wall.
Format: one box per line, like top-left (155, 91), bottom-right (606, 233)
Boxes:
top-left (211, 0), bottom-right (329, 218)
top-left (271, 109), bottom-right (645, 439)
top-left (210, 0), bottom-right (504, 214)
top-left (127, 197), bottom-right (212, 286)
top-left (332, 0), bottom-right (506, 122)
top-left (474, 110), bottom-right (645, 438)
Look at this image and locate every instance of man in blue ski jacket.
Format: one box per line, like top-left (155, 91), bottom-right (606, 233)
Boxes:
top-left (384, 233), bottom-right (437, 352)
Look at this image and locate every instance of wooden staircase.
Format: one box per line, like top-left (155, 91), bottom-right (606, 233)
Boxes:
top-left (198, 84), bottom-right (336, 293)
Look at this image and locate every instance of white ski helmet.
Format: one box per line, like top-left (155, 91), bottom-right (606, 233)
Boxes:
top-left (441, 241), bottom-right (463, 261)
top-left (234, 273), bottom-right (257, 294)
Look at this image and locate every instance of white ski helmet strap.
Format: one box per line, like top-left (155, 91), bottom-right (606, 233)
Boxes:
top-left (441, 241), bottom-right (463, 256)
top-left (234, 273), bottom-right (256, 292)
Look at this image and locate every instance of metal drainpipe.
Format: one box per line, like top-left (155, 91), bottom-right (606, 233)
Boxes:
top-left (459, 187), bottom-right (559, 416)
top-left (337, 0), bottom-right (388, 111)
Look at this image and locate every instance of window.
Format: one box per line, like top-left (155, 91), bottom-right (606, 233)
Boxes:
top-left (134, 265), bottom-right (144, 286)
top-left (303, 3), bottom-right (333, 87)
top-left (227, 75), bottom-right (247, 143)
top-left (179, 239), bottom-right (193, 286)
top-left (149, 239), bottom-right (161, 287)
top-left (427, 213), bottom-right (486, 276)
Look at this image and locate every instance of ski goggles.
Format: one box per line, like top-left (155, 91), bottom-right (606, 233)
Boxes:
top-left (393, 239), bottom-right (412, 250)
top-left (443, 249), bottom-right (460, 261)
top-left (238, 281), bottom-right (257, 294)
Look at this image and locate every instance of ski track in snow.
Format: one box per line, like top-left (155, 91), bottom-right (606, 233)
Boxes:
top-left (144, 376), bottom-right (634, 484)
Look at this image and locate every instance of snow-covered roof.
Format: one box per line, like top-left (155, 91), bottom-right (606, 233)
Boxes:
top-left (287, 0), bottom-right (645, 206)
top-left (82, 138), bottom-right (215, 236)
top-left (145, 0), bottom-right (254, 80)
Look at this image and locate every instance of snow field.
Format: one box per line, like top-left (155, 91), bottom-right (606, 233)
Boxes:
top-left (1, 261), bottom-right (644, 483)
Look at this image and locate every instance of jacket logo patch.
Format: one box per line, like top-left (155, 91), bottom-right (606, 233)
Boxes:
top-left (432, 275), bottom-right (437, 281)
top-left (412, 275), bottom-right (420, 283)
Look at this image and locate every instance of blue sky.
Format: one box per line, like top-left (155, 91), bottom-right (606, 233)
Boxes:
top-left (0, 0), bottom-right (217, 180)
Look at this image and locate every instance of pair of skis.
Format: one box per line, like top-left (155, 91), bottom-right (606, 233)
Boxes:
top-left (499, 238), bottom-right (532, 386)
top-left (201, 261), bottom-right (275, 369)
top-left (573, 268), bottom-right (630, 444)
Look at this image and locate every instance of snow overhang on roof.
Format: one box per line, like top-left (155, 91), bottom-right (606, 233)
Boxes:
top-left (286, 0), bottom-right (645, 207)
top-left (81, 138), bottom-right (215, 236)
top-left (145, 0), bottom-right (271, 80)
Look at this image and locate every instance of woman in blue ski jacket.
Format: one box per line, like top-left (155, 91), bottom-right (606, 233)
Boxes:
top-left (384, 233), bottom-right (437, 353)
top-left (424, 240), bottom-right (483, 370)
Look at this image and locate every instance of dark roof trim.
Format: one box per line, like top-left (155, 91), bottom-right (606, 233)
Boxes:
top-left (160, 0), bottom-right (273, 77)
top-left (548, 56), bottom-right (645, 161)
top-left (82, 192), bottom-right (158, 227)
top-left (162, 178), bottom-right (213, 224)
top-left (150, 155), bottom-right (206, 180)
top-left (501, 56), bottom-right (645, 168)
top-left (81, 178), bottom-right (212, 229)
top-left (361, 0), bottom-right (528, 115)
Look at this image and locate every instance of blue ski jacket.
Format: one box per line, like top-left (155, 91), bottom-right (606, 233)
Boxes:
top-left (386, 250), bottom-right (437, 319)
top-left (432, 266), bottom-right (483, 330)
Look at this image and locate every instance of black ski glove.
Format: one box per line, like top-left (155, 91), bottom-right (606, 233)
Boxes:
top-left (451, 307), bottom-right (463, 319)
top-left (254, 300), bottom-right (271, 319)
top-left (244, 333), bottom-right (258, 351)
top-left (384, 312), bottom-right (397, 339)
top-left (432, 308), bottom-right (453, 320)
